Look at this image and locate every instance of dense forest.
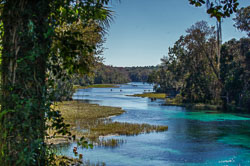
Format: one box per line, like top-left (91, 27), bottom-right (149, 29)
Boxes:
top-left (73, 65), bottom-right (157, 85)
top-left (148, 6), bottom-right (250, 112)
top-left (55, 65), bottom-right (157, 101)
top-left (0, 0), bottom-right (246, 165)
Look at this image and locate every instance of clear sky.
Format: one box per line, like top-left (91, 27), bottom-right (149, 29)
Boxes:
top-left (102, 0), bottom-right (249, 67)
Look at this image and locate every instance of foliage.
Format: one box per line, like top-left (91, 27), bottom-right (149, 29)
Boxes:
top-left (150, 20), bottom-right (250, 111)
top-left (189, 0), bottom-right (239, 21)
top-left (0, 1), bottom-right (51, 165)
top-left (0, 0), bottom-right (245, 165)
top-left (49, 19), bottom-right (105, 101)
top-left (0, 0), bottom-right (113, 165)
top-left (150, 21), bottom-right (220, 104)
top-left (233, 6), bottom-right (250, 37)
top-left (74, 64), bottom-right (158, 86)
top-left (220, 38), bottom-right (250, 111)
top-left (93, 64), bottom-right (130, 84)
top-left (127, 66), bottom-right (156, 82)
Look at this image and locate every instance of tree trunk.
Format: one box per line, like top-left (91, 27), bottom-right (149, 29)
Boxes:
top-left (216, 21), bottom-right (222, 78)
top-left (0, 1), bottom-right (50, 165)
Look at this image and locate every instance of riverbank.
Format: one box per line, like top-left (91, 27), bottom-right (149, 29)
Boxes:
top-left (165, 96), bottom-right (250, 112)
top-left (48, 101), bottom-right (168, 146)
top-left (56, 83), bottom-right (250, 166)
top-left (128, 92), bottom-right (166, 99)
top-left (129, 92), bottom-right (223, 111)
top-left (73, 84), bottom-right (118, 91)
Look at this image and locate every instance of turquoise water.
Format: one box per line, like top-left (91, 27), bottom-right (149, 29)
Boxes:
top-left (59, 82), bottom-right (250, 166)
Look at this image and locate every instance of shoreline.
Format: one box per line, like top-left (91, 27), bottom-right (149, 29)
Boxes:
top-left (164, 102), bottom-right (222, 111)
top-left (48, 101), bottom-right (168, 146)
top-left (73, 84), bottom-right (119, 91)
top-left (129, 92), bottom-right (224, 111)
top-left (127, 92), bottom-right (166, 99)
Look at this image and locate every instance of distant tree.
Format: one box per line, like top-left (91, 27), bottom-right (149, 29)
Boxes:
top-left (73, 65), bottom-right (157, 85)
top-left (233, 6), bottom-right (250, 37)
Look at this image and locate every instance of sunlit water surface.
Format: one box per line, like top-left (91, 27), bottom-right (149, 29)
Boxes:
top-left (59, 82), bottom-right (250, 166)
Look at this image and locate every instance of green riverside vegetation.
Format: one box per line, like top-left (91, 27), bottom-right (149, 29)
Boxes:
top-left (0, 0), bottom-right (243, 165)
top-left (128, 93), bottom-right (166, 99)
top-left (73, 65), bottom-right (158, 86)
top-left (49, 101), bottom-right (168, 147)
top-left (165, 97), bottom-right (222, 110)
top-left (73, 84), bottom-right (118, 91)
top-left (148, 18), bottom-right (250, 112)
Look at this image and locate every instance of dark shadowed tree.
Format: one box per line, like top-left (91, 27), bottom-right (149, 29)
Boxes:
top-left (0, 0), bottom-right (112, 165)
top-left (220, 38), bottom-right (250, 111)
top-left (0, 0), bottom-right (243, 165)
top-left (1, 1), bottom-right (51, 165)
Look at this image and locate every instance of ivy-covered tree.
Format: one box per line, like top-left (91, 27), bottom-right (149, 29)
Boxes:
top-left (0, 0), bottom-right (112, 165)
top-left (1, 1), bottom-right (51, 165)
top-left (0, 0), bottom-right (242, 165)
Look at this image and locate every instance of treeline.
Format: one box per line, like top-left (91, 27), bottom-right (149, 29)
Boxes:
top-left (0, 0), bottom-right (243, 165)
top-left (74, 65), bottom-right (157, 85)
top-left (148, 7), bottom-right (250, 112)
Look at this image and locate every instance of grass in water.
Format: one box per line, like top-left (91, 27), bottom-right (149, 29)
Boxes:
top-left (128, 93), bottom-right (166, 99)
top-left (165, 95), bottom-right (222, 110)
top-left (91, 122), bottom-right (168, 136)
top-left (73, 84), bottom-right (118, 91)
top-left (49, 101), bottom-right (168, 147)
top-left (86, 84), bottom-right (118, 88)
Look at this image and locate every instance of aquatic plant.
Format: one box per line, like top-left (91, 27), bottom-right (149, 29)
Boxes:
top-left (128, 93), bottom-right (166, 99)
top-left (50, 101), bottom-right (168, 148)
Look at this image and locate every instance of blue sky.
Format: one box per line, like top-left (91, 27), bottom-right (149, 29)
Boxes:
top-left (102, 0), bottom-right (249, 67)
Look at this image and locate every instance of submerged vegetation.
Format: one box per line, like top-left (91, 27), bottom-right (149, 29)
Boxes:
top-left (49, 101), bottom-right (168, 147)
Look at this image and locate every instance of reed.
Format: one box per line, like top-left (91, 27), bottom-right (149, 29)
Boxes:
top-left (73, 84), bottom-right (118, 91)
top-left (128, 93), bottom-right (166, 99)
top-left (49, 101), bottom-right (168, 147)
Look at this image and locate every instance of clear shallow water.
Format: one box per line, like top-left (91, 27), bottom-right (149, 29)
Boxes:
top-left (59, 82), bottom-right (250, 166)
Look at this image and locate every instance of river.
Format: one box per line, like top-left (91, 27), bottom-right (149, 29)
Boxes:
top-left (59, 82), bottom-right (250, 166)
